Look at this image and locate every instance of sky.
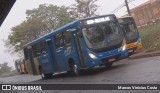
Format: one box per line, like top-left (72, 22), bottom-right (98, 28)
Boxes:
top-left (0, 0), bottom-right (148, 68)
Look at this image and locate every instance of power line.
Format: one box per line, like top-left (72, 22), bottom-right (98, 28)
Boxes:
top-left (110, 4), bottom-right (125, 14)
top-left (130, 0), bottom-right (136, 7)
top-left (110, 0), bottom-right (136, 14)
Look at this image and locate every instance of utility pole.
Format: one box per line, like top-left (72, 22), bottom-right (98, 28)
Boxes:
top-left (125, 0), bottom-right (131, 16)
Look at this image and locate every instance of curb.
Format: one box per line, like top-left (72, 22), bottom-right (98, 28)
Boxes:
top-left (128, 52), bottom-right (160, 60)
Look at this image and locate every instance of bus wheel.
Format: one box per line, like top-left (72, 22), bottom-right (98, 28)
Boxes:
top-left (39, 67), bottom-right (53, 79)
top-left (105, 63), bottom-right (113, 68)
top-left (71, 63), bottom-right (80, 76)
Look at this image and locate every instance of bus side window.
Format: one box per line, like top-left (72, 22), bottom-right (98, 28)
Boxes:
top-left (32, 45), bottom-right (37, 57)
top-left (55, 33), bottom-right (64, 49)
top-left (32, 41), bottom-right (47, 57)
top-left (40, 41), bottom-right (47, 55)
top-left (63, 31), bottom-right (71, 47)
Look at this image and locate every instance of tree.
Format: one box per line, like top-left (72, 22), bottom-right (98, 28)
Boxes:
top-left (69, 0), bottom-right (99, 19)
top-left (0, 63), bottom-right (12, 75)
top-left (6, 4), bottom-right (73, 53)
top-left (26, 4), bottom-right (72, 31)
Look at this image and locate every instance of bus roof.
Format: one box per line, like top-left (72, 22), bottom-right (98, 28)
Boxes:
top-left (24, 20), bottom-right (80, 48)
top-left (24, 14), bottom-right (117, 48)
top-left (118, 16), bottom-right (133, 19)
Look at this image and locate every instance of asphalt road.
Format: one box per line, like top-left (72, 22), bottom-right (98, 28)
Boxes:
top-left (1, 56), bottom-right (160, 93)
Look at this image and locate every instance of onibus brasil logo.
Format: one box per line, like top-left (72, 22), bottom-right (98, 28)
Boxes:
top-left (1, 85), bottom-right (42, 90)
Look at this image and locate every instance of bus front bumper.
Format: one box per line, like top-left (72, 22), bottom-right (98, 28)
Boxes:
top-left (127, 43), bottom-right (143, 53)
top-left (135, 43), bottom-right (143, 53)
top-left (87, 50), bottom-right (128, 68)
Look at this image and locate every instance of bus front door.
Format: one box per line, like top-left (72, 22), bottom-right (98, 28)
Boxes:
top-left (73, 31), bottom-right (87, 68)
top-left (54, 34), bottom-right (68, 72)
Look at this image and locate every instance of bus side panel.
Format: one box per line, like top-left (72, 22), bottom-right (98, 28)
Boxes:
top-left (25, 60), bottom-right (33, 74)
top-left (33, 58), bottom-right (40, 74)
top-left (20, 63), bottom-right (25, 73)
top-left (60, 47), bottom-right (71, 71)
top-left (37, 55), bottom-right (54, 75)
top-left (25, 58), bottom-right (39, 75)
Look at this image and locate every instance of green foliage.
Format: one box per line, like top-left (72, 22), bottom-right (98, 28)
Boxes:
top-left (6, 2), bottom-right (100, 53)
top-left (26, 4), bottom-right (72, 30)
top-left (139, 22), bottom-right (160, 52)
top-left (8, 18), bottom-right (45, 52)
top-left (6, 4), bottom-right (73, 52)
top-left (70, 0), bottom-right (99, 19)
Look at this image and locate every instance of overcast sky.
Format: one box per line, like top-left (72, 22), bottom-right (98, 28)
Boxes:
top-left (0, 0), bottom-right (148, 68)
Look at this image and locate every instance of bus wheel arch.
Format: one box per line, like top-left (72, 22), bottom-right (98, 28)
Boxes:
top-left (39, 65), bottom-right (53, 79)
top-left (68, 58), bottom-right (80, 76)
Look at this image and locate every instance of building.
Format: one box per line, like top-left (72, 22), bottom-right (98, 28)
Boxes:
top-left (130, 0), bottom-right (160, 26)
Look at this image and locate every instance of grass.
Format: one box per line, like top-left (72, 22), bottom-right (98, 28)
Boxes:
top-left (0, 70), bottom-right (19, 77)
top-left (139, 21), bottom-right (160, 52)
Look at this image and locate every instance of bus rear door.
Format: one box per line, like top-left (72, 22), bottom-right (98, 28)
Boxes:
top-left (45, 39), bottom-right (59, 73)
top-left (54, 33), bottom-right (68, 72)
top-left (27, 47), bottom-right (37, 75)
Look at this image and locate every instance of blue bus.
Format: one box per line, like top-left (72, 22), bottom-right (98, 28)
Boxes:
top-left (23, 14), bottom-right (128, 79)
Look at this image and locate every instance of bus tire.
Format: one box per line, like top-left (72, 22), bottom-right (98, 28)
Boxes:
top-left (70, 62), bottom-right (80, 76)
top-left (39, 67), bottom-right (53, 79)
top-left (105, 63), bottom-right (113, 68)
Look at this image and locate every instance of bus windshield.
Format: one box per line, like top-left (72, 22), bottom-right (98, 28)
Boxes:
top-left (82, 22), bottom-right (122, 52)
top-left (122, 23), bottom-right (138, 42)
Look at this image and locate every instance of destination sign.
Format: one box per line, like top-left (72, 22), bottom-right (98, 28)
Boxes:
top-left (86, 17), bottom-right (110, 25)
top-left (80, 15), bottom-right (117, 26)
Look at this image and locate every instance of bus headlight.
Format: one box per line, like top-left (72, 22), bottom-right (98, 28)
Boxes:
top-left (121, 45), bottom-right (126, 51)
top-left (89, 53), bottom-right (97, 59)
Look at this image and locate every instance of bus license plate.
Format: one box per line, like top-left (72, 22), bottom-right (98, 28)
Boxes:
top-left (128, 50), bottom-right (133, 53)
top-left (108, 58), bottom-right (116, 62)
